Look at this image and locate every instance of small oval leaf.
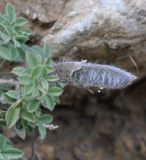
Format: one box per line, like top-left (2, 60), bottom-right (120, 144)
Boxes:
top-left (27, 100), bottom-right (40, 113)
top-left (39, 114), bottom-right (53, 125)
top-left (6, 104), bottom-right (20, 128)
top-left (1, 148), bottom-right (24, 159)
top-left (48, 87), bottom-right (63, 97)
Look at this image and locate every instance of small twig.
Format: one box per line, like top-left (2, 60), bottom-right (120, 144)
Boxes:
top-left (44, 124), bottom-right (59, 130)
top-left (31, 131), bottom-right (42, 160)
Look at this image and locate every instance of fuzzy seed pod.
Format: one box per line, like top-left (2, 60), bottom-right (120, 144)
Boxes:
top-left (55, 61), bottom-right (137, 89)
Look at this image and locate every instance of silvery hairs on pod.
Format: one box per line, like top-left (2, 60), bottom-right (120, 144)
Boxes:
top-left (55, 61), bottom-right (137, 90)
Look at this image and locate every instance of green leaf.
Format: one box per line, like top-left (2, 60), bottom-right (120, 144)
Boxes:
top-left (46, 66), bottom-right (54, 74)
top-left (32, 65), bottom-right (51, 79)
top-left (0, 134), bottom-right (12, 150)
top-left (12, 67), bottom-right (25, 76)
top-left (19, 74), bottom-right (32, 85)
top-left (5, 90), bottom-right (17, 99)
top-left (0, 47), bottom-right (12, 60)
top-left (6, 3), bottom-right (16, 22)
top-left (0, 153), bottom-right (4, 160)
top-left (13, 38), bottom-right (21, 48)
top-left (2, 94), bottom-right (15, 105)
top-left (41, 79), bottom-right (48, 91)
top-left (6, 104), bottom-right (20, 128)
top-left (15, 17), bottom-right (27, 26)
top-left (30, 46), bottom-right (44, 56)
top-left (0, 32), bottom-right (10, 44)
top-left (42, 95), bottom-right (56, 111)
top-left (39, 114), bottom-right (53, 125)
top-left (27, 100), bottom-right (40, 113)
top-left (26, 52), bottom-right (42, 67)
top-left (11, 47), bottom-right (24, 61)
top-left (48, 87), bottom-right (63, 97)
top-left (30, 45), bottom-right (50, 59)
top-left (0, 47), bottom-right (24, 62)
top-left (4, 25), bottom-right (15, 37)
top-left (43, 43), bottom-right (51, 58)
top-left (38, 125), bottom-right (46, 139)
top-left (16, 35), bottom-right (28, 42)
top-left (32, 66), bottom-right (44, 79)
top-left (21, 111), bottom-right (35, 122)
top-left (47, 75), bottom-right (59, 82)
top-left (19, 28), bottom-right (32, 36)
top-left (23, 67), bottom-right (33, 74)
top-left (23, 84), bottom-right (35, 95)
top-left (1, 148), bottom-right (24, 159)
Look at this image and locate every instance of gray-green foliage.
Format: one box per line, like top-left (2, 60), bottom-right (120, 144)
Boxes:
top-left (0, 134), bottom-right (23, 160)
top-left (0, 3), bottom-right (63, 160)
top-left (0, 3), bottom-right (31, 61)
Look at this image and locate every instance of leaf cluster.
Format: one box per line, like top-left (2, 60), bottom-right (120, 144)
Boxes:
top-left (2, 49), bottom-right (63, 139)
top-left (0, 3), bottom-right (31, 61)
top-left (0, 3), bottom-right (64, 160)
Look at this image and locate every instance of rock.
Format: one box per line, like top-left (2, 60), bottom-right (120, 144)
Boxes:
top-left (1, 0), bottom-right (66, 23)
top-left (1, 0), bottom-right (146, 75)
top-left (42, 0), bottom-right (146, 76)
top-left (0, 0), bottom-right (66, 39)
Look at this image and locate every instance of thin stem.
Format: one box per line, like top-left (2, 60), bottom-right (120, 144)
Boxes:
top-left (31, 131), bottom-right (42, 160)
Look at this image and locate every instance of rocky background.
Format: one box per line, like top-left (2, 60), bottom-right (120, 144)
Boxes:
top-left (1, 0), bottom-right (146, 160)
